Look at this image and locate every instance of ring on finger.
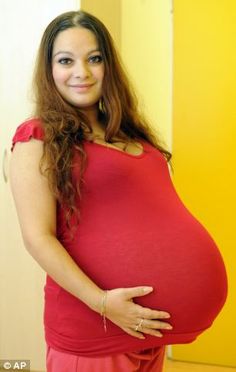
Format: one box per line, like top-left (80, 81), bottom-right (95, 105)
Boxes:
top-left (135, 318), bottom-right (145, 332)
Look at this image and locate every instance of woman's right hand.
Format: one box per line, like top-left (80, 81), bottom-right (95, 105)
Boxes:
top-left (105, 287), bottom-right (172, 339)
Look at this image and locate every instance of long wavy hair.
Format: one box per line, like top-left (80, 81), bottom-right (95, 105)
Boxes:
top-left (33, 10), bottom-right (172, 231)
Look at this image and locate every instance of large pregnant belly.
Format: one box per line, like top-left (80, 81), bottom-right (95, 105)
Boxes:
top-left (69, 216), bottom-right (227, 339)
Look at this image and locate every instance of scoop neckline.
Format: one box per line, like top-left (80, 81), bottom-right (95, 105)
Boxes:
top-left (84, 139), bottom-right (147, 159)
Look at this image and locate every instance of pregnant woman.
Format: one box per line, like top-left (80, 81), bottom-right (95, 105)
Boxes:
top-left (10, 10), bottom-right (227, 372)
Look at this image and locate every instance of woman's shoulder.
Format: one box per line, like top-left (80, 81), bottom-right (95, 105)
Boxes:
top-left (11, 117), bottom-right (44, 151)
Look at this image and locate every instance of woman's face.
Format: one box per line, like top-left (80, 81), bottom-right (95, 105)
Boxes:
top-left (52, 27), bottom-right (104, 111)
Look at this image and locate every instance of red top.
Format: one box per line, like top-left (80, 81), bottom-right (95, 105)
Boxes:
top-left (12, 118), bottom-right (227, 357)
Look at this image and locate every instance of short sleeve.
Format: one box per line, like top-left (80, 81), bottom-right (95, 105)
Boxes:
top-left (11, 118), bottom-right (45, 152)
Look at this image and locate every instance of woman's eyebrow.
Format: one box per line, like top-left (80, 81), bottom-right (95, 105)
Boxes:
top-left (53, 49), bottom-right (101, 58)
top-left (87, 49), bottom-right (101, 54)
top-left (53, 51), bottom-right (73, 58)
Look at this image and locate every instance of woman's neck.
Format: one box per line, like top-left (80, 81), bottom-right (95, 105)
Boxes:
top-left (80, 107), bottom-right (105, 137)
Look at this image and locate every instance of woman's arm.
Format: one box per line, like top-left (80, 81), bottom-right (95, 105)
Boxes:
top-left (10, 138), bottom-right (104, 311)
top-left (9, 139), bottom-right (172, 339)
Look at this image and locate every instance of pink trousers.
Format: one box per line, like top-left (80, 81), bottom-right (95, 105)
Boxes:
top-left (46, 345), bottom-right (166, 372)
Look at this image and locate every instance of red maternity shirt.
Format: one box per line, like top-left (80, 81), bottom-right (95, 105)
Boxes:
top-left (11, 118), bottom-right (227, 357)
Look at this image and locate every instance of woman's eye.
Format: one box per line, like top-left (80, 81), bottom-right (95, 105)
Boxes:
top-left (88, 55), bottom-right (102, 64)
top-left (58, 58), bottom-right (72, 65)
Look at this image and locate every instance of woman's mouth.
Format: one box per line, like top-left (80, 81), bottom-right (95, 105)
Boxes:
top-left (69, 83), bottom-right (94, 91)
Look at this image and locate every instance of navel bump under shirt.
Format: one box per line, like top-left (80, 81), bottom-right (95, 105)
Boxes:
top-left (11, 119), bottom-right (227, 357)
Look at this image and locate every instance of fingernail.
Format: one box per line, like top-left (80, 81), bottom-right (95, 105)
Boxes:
top-left (143, 287), bottom-right (153, 293)
top-left (165, 325), bottom-right (173, 330)
top-left (139, 335), bottom-right (145, 339)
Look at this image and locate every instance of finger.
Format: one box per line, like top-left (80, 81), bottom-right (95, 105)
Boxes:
top-left (142, 319), bottom-right (173, 330)
top-left (139, 307), bottom-right (171, 320)
top-left (141, 327), bottom-right (163, 338)
top-left (122, 286), bottom-right (153, 300)
top-left (122, 327), bottom-right (145, 340)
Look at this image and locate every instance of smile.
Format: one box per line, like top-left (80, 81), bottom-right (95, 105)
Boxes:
top-left (69, 83), bottom-right (94, 88)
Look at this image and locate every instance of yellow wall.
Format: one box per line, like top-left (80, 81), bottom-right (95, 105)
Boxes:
top-left (80, 0), bottom-right (121, 49)
top-left (121, 0), bottom-right (173, 150)
top-left (172, 0), bottom-right (236, 367)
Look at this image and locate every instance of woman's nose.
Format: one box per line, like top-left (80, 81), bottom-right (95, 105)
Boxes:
top-left (73, 61), bottom-right (90, 79)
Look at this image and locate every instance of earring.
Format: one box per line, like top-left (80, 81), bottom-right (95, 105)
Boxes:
top-left (99, 97), bottom-right (106, 115)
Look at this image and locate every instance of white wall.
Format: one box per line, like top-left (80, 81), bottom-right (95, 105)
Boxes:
top-left (121, 0), bottom-right (173, 151)
top-left (0, 1), bottom-right (79, 371)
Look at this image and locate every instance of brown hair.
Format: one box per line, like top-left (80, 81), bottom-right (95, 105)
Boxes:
top-left (33, 10), bottom-right (172, 231)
